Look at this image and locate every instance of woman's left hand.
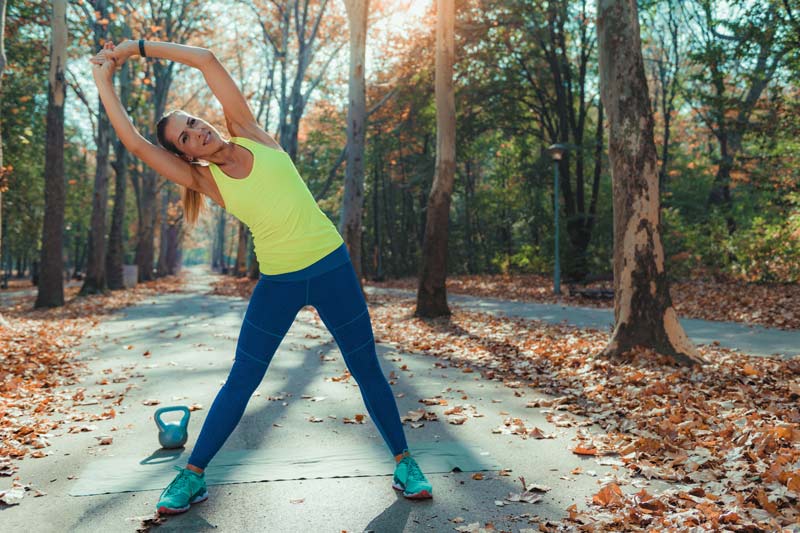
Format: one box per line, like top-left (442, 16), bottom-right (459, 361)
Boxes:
top-left (90, 43), bottom-right (118, 84)
top-left (104, 39), bottom-right (138, 65)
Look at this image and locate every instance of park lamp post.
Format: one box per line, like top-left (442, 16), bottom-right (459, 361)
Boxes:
top-left (547, 143), bottom-right (569, 296)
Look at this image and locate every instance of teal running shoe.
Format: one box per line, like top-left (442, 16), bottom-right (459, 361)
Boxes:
top-left (392, 451), bottom-right (433, 499)
top-left (156, 465), bottom-right (209, 514)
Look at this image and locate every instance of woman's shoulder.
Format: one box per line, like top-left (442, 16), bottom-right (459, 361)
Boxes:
top-left (227, 121), bottom-right (284, 153)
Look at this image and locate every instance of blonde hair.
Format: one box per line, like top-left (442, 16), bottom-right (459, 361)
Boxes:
top-left (180, 184), bottom-right (207, 227)
top-left (156, 110), bottom-right (209, 227)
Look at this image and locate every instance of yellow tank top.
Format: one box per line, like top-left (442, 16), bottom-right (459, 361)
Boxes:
top-left (208, 137), bottom-right (344, 275)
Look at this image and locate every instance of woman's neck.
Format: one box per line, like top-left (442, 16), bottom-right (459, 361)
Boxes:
top-left (205, 140), bottom-right (240, 167)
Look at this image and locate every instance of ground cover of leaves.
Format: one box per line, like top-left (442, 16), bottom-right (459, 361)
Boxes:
top-left (368, 274), bottom-right (800, 331)
top-left (0, 275), bottom-right (186, 494)
top-left (211, 275), bottom-right (800, 531)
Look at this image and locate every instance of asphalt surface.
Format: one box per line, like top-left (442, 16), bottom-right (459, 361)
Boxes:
top-left (363, 287), bottom-right (800, 359)
top-left (4, 267), bottom-right (763, 533)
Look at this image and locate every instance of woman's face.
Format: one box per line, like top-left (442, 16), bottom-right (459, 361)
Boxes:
top-left (164, 111), bottom-right (223, 161)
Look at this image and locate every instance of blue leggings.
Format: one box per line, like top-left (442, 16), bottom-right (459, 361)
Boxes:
top-left (187, 243), bottom-right (409, 469)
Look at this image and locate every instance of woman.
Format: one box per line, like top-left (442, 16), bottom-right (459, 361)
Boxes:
top-left (90, 39), bottom-right (432, 515)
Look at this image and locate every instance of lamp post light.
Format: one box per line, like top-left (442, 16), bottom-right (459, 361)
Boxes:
top-left (547, 143), bottom-right (569, 296)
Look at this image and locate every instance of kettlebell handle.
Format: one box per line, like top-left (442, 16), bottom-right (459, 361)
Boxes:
top-left (154, 405), bottom-right (191, 431)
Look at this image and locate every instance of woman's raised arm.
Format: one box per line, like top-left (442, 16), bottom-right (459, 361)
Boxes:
top-left (110, 40), bottom-right (267, 139)
top-left (90, 48), bottom-right (199, 191)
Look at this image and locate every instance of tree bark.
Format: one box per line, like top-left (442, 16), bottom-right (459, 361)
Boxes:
top-left (235, 221), bottom-right (248, 277)
top-left (36, 0), bottom-right (68, 308)
top-left (0, 0), bottom-right (8, 325)
top-left (254, 0), bottom-right (337, 159)
top-left (597, 0), bottom-right (703, 365)
top-left (213, 207), bottom-right (226, 272)
top-left (106, 62), bottom-right (131, 290)
top-left (0, 0), bottom-right (6, 283)
top-left (81, 102), bottom-right (111, 294)
top-left (416, 0), bottom-right (456, 318)
top-left (340, 0), bottom-right (369, 286)
top-left (80, 0), bottom-right (111, 295)
top-left (247, 235), bottom-right (259, 279)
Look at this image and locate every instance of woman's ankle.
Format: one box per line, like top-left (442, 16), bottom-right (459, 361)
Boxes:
top-left (394, 450), bottom-right (411, 463)
top-left (186, 463), bottom-right (204, 474)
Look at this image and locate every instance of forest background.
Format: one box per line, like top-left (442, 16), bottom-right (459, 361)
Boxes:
top-left (1, 0), bottom-right (799, 290)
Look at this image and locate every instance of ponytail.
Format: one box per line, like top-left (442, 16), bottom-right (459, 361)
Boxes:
top-left (180, 184), bottom-right (207, 227)
top-left (157, 110), bottom-right (208, 227)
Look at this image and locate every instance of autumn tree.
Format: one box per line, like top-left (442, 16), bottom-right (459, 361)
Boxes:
top-left (685, 1), bottom-right (794, 235)
top-left (484, 0), bottom-right (603, 280)
top-left (0, 0), bottom-right (6, 284)
top-left (0, 0), bottom-right (7, 328)
top-left (106, 58), bottom-right (132, 290)
top-left (416, 0), bottom-right (455, 318)
top-left (79, 0), bottom-right (113, 295)
top-left (128, 0), bottom-right (206, 281)
top-left (35, 0), bottom-right (68, 308)
top-left (339, 0), bottom-right (369, 284)
top-left (597, 0), bottom-right (703, 365)
top-left (245, 0), bottom-right (346, 159)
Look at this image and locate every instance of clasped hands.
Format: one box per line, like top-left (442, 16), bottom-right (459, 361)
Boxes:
top-left (89, 40), bottom-right (138, 83)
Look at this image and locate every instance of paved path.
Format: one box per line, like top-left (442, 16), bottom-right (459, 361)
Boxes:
top-left (364, 287), bottom-right (800, 359)
top-left (3, 267), bottom-right (670, 533)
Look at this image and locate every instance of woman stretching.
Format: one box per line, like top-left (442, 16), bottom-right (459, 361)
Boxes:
top-left (90, 39), bottom-right (432, 515)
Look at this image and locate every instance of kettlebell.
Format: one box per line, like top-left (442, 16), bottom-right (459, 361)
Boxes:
top-left (154, 406), bottom-right (191, 449)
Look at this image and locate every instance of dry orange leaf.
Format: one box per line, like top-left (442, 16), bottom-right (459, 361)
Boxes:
top-left (572, 445), bottom-right (598, 456)
top-left (592, 483), bottom-right (625, 508)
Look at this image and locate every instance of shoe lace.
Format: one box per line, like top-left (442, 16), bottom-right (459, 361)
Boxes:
top-left (404, 457), bottom-right (425, 480)
top-left (164, 466), bottom-right (194, 497)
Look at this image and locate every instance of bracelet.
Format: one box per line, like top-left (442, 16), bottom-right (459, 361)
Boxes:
top-left (139, 39), bottom-right (146, 58)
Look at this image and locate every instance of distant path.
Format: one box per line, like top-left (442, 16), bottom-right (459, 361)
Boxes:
top-left (365, 287), bottom-right (800, 359)
top-left (0, 279), bottom-right (82, 307)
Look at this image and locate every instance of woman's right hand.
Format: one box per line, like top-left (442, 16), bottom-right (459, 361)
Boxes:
top-left (104, 39), bottom-right (138, 65)
top-left (90, 42), bottom-right (120, 84)
top-left (91, 58), bottom-right (116, 85)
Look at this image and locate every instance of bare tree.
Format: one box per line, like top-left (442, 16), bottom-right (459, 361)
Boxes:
top-left (80, 0), bottom-right (112, 295)
top-left (0, 0), bottom-right (9, 326)
top-left (247, 0), bottom-right (345, 159)
top-left (416, 0), bottom-right (455, 318)
top-left (597, 0), bottom-right (703, 365)
top-left (36, 0), bottom-right (68, 308)
top-left (106, 62), bottom-right (132, 290)
top-left (131, 0), bottom-right (205, 281)
top-left (339, 0), bottom-right (369, 285)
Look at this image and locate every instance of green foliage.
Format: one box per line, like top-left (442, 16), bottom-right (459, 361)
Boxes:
top-left (662, 206), bottom-right (732, 279)
top-left (729, 194), bottom-right (800, 283)
top-left (491, 243), bottom-right (551, 275)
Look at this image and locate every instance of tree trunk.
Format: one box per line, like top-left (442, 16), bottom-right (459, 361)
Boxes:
top-left (0, 0), bottom-right (8, 325)
top-left (0, 0), bottom-right (6, 282)
top-left (416, 0), bottom-right (455, 318)
top-left (156, 186), bottom-right (170, 277)
top-left (81, 103), bottom-right (111, 294)
top-left (106, 62), bottom-right (131, 290)
top-left (164, 192), bottom-right (181, 275)
top-left (35, 0), bottom-right (67, 309)
top-left (340, 0), bottom-right (369, 287)
top-left (597, 0), bottom-right (703, 365)
top-left (235, 221), bottom-right (247, 277)
top-left (134, 171), bottom-right (157, 281)
top-left (213, 207), bottom-right (226, 272)
top-left (80, 0), bottom-right (111, 295)
top-left (247, 236), bottom-right (259, 279)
